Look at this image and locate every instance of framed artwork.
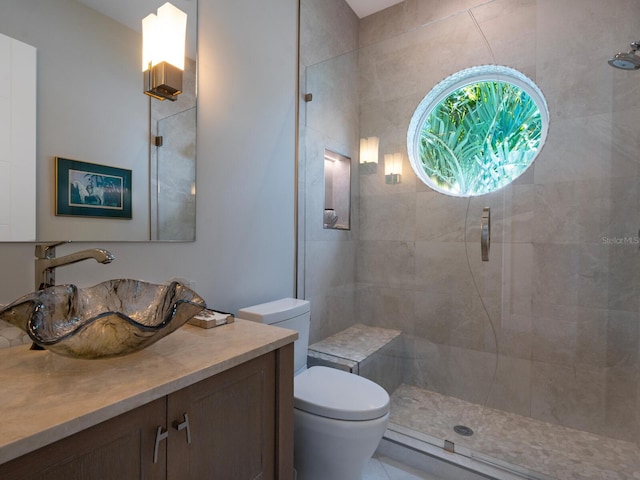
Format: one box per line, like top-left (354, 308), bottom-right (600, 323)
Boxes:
top-left (55, 157), bottom-right (132, 219)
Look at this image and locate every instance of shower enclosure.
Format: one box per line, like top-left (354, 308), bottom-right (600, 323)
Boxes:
top-left (299, 0), bottom-right (640, 478)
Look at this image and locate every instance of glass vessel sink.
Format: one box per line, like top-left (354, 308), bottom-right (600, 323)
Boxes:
top-left (0, 279), bottom-right (206, 359)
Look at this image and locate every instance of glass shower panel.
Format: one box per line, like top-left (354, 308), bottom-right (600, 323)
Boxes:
top-left (301, 48), bottom-right (360, 344)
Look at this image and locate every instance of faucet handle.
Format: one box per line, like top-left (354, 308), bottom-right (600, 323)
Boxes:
top-left (35, 241), bottom-right (71, 259)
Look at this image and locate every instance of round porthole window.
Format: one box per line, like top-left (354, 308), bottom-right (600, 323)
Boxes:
top-left (407, 65), bottom-right (549, 197)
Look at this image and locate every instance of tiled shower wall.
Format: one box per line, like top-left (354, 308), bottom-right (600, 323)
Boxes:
top-left (354, 0), bottom-right (640, 444)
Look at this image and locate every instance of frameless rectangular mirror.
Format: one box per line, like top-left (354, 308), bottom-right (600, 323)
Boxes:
top-left (323, 149), bottom-right (351, 230)
top-left (0, 0), bottom-right (197, 242)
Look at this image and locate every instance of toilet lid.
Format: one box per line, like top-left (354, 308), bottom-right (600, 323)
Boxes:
top-left (294, 366), bottom-right (390, 421)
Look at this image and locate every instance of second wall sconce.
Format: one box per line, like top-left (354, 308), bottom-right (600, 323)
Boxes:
top-left (385, 153), bottom-right (403, 184)
top-left (142, 2), bottom-right (187, 101)
top-left (359, 136), bottom-right (379, 174)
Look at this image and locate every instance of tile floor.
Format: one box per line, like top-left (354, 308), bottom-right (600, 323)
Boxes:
top-left (364, 455), bottom-right (443, 480)
top-left (389, 384), bottom-right (640, 480)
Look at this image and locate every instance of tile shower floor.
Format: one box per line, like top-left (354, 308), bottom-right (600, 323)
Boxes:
top-left (388, 384), bottom-right (640, 480)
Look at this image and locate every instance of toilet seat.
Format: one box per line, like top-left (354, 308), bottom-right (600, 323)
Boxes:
top-left (294, 366), bottom-right (390, 421)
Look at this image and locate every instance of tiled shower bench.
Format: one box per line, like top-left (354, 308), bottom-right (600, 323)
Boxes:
top-left (307, 323), bottom-right (402, 394)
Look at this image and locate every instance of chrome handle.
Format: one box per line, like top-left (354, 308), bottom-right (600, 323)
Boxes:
top-left (481, 207), bottom-right (490, 262)
top-left (153, 426), bottom-right (169, 464)
top-left (173, 413), bottom-right (192, 444)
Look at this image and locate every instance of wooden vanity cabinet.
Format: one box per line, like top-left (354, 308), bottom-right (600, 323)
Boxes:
top-left (167, 350), bottom-right (277, 479)
top-left (0, 398), bottom-right (167, 479)
top-left (1, 345), bottom-right (294, 480)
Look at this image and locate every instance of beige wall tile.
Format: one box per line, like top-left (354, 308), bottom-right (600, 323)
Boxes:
top-left (358, 240), bottom-right (416, 287)
top-left (531, 361), bottom-right (606, 435)
top-left (356, 285), bottom-right (416, 333)
top-left (533, 243), bottom-right (579, 306)
top-left (485, 355), bottom-right (532, 417)
top-left (300, 0), bottom-right (358, 68)
top-left (360, 192), bottom-right (416, 241)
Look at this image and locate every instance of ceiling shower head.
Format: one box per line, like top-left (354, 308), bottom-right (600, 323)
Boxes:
top-left (609, 41), bottom-right (640, 70)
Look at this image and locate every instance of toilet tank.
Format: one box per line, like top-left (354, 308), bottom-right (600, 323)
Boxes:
top-left (237, 298), bottom-right (310, 374)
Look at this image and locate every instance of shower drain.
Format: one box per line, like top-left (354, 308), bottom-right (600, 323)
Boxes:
top-left (453, 425), bottom-right (474, 437)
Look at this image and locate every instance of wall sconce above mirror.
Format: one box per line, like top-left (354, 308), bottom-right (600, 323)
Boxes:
top-left (324, 149), bottom-right (351, 230)
top-left (142, 2), bottom-right (187, 101)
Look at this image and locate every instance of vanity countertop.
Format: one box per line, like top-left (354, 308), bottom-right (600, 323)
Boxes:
top-left (0, 319), bottom-right (297, 465)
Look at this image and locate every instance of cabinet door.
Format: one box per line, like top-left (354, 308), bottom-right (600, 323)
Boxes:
top-left (167, 352), bottom-right (276, 480)
top-left (1, 397), bottom-right (167, 480)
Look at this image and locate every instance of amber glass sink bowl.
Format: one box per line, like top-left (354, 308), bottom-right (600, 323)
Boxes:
top-left (0, 279), bottom-right (206, 359)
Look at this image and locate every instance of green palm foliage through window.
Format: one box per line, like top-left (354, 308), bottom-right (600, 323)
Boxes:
top-left (418, 81), bottom-right (543, 196)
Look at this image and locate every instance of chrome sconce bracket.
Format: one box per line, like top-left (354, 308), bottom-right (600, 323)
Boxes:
top-left (385, 173), bottom-right (401, 184)
top-left (144, 61), bottom-right (183, 101)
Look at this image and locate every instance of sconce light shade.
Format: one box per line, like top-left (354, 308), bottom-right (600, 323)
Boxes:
top-left (359, 136), bottom-right (379, 174)
top-left (360, 137), bottom-right (379, 164)
top-left (142, 2), bottom-right (187, 101)
top-left (384, 153), bottom-right (403, 184)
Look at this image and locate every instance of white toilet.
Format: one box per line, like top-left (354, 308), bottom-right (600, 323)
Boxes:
top-left (238, 298), bottom-right (389, 480)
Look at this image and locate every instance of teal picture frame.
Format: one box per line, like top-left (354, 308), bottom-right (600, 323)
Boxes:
top-left (55, 157), bottom-right (132, 219)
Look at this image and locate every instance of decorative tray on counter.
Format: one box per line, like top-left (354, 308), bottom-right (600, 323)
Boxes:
top-left (188, 309), bottom-right (234, 329)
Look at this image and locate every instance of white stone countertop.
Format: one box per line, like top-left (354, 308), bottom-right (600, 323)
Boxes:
top-left (0, 319), bottom-right (297, 465)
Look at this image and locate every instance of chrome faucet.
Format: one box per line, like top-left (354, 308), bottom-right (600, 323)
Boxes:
top-left (34, 241), bottom-right (115, 290)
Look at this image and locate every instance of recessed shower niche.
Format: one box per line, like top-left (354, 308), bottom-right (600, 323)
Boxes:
top-left (323, 149), bottom-right (351, 230)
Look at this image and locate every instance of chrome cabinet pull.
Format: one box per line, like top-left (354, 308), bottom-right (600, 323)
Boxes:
top-left (153, 426), bottom-right (169, 464)
top-left (481, 207), bottom-right (490, 262)
top-left (174, 413), bottom-right (192, 444)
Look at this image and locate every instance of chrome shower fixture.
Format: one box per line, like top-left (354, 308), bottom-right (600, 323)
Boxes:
top-left (609, 41), bottom-right (640, 70)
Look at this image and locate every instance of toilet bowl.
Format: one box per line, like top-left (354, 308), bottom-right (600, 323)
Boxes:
top-left (294, 365), bottom-right (389, 480)
top-left (238, 298), bottom-right (390, 480)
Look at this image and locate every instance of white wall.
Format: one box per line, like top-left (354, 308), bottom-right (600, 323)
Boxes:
top-left (0, 34), bottom-right (36, 241)
top-left (0, 0), bottom-right (298, 314)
